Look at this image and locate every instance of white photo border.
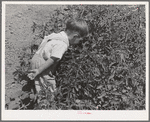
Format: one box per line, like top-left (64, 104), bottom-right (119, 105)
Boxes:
top-left (1, 1), bottom-right (149, 121)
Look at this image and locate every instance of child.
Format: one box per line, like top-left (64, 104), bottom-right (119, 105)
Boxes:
top-left (28, 18), bottom-right (89, 102)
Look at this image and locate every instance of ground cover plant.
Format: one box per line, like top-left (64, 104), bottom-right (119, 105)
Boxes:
top-left (6, 5), bottom-right (146, 110)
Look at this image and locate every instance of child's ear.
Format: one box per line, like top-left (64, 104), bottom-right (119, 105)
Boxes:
top-left (73, 33), bottom-right (79, 38)
top-left (73, 34), bottom-right (80, 40)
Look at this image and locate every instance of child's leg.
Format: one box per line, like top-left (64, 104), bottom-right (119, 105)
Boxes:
top-left (34, 77), bottom-right (41, 94)
top-left (30, 54), bottom-right (46, 93)
top-left (34, 76), bottom-right (48, 103)
top-left (34, 76), bottom-right (49, 93)
top-left (34, 74), bottom-right (56, 93)
top-left (34, 74), bottom-right (56, 102)
top-left (42, 74), bottom-right (56, 93)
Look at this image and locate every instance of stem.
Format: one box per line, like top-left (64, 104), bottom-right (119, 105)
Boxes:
top-left (80, 6), bottom-right (85, 18)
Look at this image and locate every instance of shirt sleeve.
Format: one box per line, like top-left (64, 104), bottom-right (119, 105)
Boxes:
top-left (51, 42), bottom-right (67, 59)
top-left (38, 33), bottom-right (55, 48)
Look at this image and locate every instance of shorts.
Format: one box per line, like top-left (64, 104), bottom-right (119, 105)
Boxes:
top-left (30, 53), bottom-right (56, 93)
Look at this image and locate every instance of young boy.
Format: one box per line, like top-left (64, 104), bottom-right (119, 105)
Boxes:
top-left (28, 18), bottom-right (89, 101)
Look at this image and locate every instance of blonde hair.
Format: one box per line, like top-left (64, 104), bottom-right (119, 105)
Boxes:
top-left (66, 18), bottom-right (89, 37)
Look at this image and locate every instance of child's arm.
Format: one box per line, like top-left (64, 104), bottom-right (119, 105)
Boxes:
top-left (28, 57), bottom-right (59, 80)
top-left (28, 42), bottom-right (67, 80)
top-left (38, 57), bottom-right (55, 74)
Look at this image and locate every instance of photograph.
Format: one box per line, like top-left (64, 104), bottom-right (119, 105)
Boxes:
top-left (1, 1), bottom-right (149, 121)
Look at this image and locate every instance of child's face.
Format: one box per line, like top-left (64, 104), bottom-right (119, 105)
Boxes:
top-left (69, 33), bottom-right (83, 45)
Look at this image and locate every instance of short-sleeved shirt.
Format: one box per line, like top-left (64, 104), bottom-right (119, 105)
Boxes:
top-left (36, 31), bottom-right (69, 60)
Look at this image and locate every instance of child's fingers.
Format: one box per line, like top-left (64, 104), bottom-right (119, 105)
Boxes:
top-left (27, 73), bottom-right (32, 77)
top-left (28, 75), bottom-right (33, 80)
top-left (29, 76), bottom-right (34, 80)
top-left (27, 73), bottom-right (34, 80)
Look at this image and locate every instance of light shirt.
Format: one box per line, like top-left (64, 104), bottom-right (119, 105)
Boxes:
top-left (36, 31), bottom-right (69, 60)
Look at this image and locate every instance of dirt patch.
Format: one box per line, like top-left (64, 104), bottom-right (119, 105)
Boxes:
top-left (5, 4), bottom-right (64, 104)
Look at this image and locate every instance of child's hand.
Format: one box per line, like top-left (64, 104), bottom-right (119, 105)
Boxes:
top-left (27, 69), bottom-right (39, 80)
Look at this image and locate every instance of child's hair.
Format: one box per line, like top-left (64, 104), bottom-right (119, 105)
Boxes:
top-left (65, 18), bottom-right (89, 37)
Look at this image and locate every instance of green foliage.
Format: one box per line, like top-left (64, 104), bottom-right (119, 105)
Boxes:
top-left (13, 47), bottom-right (32, 83)
top-left (11, 5), bottom-right (145, 110)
